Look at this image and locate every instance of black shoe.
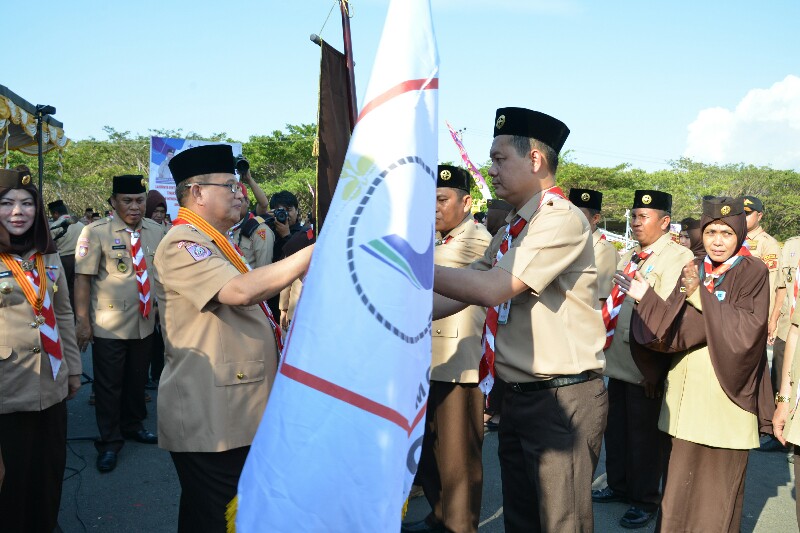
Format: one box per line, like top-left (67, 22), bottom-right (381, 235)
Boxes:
top-left (400, 517), bottom-right (445, 533)
top-left (592, 486), bottom-right (625, 503)
top-left (757, 436), bottom-right (790, 453)
top-left (122, 429), bottom-right (158, 444)
top-left (145, 379), bottom-right (159, 391)
top-left (96, 451), bottom-right (117, 473)
top-left (620, 507), bottom-right (655, 529)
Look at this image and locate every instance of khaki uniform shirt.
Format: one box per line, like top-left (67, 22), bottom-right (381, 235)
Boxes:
top-left (747, 226), bottom-right (781, 313)
top-left (660, 342), bottom-right (759, 449)
top-left (604, 233), bottom-right (694, 385)
top-left (470, 191), bottom-right (605, 382)
top-left (0, 252), bottom-right (81, 414)
top-left (279, 279), bottom-right (303, 324)
top-left (230, 216), bottom-right (275, 269)
top-left (74, 216), bottom-right (165, 339)
top-left (776, 236), bottom-right (800, 340)
top-left (593, 229), bottom-right (618, 302)
top-left (50, 218), bottom-right (85, 257)
top-left (431, 215), bottom-right (491, 383)
top-left (153, 224), bottom-right (279, 452)
top-left (784, 306), bottom-right (800, 444)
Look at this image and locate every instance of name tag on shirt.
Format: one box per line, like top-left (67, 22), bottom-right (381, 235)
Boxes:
top-left (498, 300), bottom-right (511, 324)
top-left (112, 245), bottom-right (127, 250)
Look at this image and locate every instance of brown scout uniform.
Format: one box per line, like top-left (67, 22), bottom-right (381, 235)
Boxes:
top-left (153, 223), bottom-right (279, 453)
top-left (75, 216), bottom-right (165, 340)
top-left (418, 214), bottom-right (491, 532)
top-left (0, 252), bottom-right (81, 413)
top-left (747, 225), bottom-right (781, 312)
top-left (593, 228), bottom-right (618, 301)
top-left (470, 190), bottom-right (607, 532)
top-left (603, 232), bottom-right (693, 513)
top-left (230, 215), bottom-right (275, 269)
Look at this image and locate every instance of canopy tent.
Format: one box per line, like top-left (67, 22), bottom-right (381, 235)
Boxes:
top-left (0, 84), bottom-right (67, 161)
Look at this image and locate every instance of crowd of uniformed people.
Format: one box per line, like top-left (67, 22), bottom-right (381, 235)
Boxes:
top-left (0, 106), bottom-right (798, 533)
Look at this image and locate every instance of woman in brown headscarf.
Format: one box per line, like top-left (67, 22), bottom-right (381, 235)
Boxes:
top-left (0, 167), bottom-right (83, 532)
top-left (145, 189), bottom-right (168, 225)
top-left (615, 196), bottom-right (774, 532)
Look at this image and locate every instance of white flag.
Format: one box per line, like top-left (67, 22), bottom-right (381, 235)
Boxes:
top-left (235, 0), bottom-right (439, 531)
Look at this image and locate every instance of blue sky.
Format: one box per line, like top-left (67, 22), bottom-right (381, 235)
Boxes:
top-left (7, 0), bottom-right (800, 171)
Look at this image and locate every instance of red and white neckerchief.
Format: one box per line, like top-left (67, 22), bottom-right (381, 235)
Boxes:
top-left (125, 228), bottom-right (152, 318)
top-left (0, 253), bottom-right (63, 379)
top-left (701, 245), bottom-right (751, 293)
top-left (173, 207), bottom-right (283, 352)
top-left (790, 258), bottom-right (800, 319)
top-left (601, 250), bottom-right (652, 350)
top-left (478, 186), bottom-right (566, 395)
top-left (599, 233), bottom-right (607, 241)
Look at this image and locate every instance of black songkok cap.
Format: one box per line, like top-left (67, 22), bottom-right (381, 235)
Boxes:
top-left (493, 107), bottom-right (570, 154)
top-left (168, 144), bottom-right (235, 184)
top-left (742, 195), bottom-right (764, 213)
top-left (113, 175), bottom-right (147, 194)
top-left (436, 165), bottom-right (471, 192)
top-left (48, 199), bottom-right (66, 211)
top-left (632, 189), bottom-right (672, 213)
top-left (569, 188), bottom-right (602, 211)
top-left (703, 196), bottom-right (744, 219)
top-left (0, 168), bottom-right (33, 189)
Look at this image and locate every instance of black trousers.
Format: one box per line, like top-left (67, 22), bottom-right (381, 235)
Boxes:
top-left (149, 323), bottom-right (165, 382)
top-left (92, 334), bottom-right (153, 453)
top-left (772, 337), bottom-right (786, 392)
top-left (0, 401), bottom-right (67, 533)
top-left (170, 447), bottom-right (250, 533)
top-left (604, 377), bottom-right (664, 512)
top-left (499, 377), bottom-right (607, 533)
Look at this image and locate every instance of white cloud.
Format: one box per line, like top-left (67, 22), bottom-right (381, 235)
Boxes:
top-left (684, 75), bottom-right (800, 170)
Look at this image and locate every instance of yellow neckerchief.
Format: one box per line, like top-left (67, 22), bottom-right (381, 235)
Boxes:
top-left (0, 252), bottom-right (46, 313)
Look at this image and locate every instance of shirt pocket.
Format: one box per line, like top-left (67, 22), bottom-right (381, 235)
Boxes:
top-left (106, 250), bottom-right (132, 277)
top-left (213, 360), bottom-right (265, 386)
top-left (433, 323), bottom-right (458, 338)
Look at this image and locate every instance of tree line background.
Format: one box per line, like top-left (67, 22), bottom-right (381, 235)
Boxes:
top-left (7, 123), bottom-right (800, 241)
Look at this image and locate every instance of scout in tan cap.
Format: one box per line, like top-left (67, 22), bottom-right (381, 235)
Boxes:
top-left (433, 107), bottom-right (606, 532)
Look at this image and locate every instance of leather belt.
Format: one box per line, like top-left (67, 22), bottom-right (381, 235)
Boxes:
top-left (508, 371), bottom-right (597, 393)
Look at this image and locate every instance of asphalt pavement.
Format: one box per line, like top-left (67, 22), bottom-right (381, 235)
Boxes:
top-left (58, 348), bottom-right (797, 532)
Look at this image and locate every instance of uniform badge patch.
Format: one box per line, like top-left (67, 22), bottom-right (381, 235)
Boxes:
top-left (715, 291), bottom-right (726, 301)
top-left (78, 246), bottom-right (88, 257)
top-left (257, 229), bottom-right (267, 241)
top-left (763, 253), bottom-right (778, 270)
top-left (185, 243), bottom-right (212, 261)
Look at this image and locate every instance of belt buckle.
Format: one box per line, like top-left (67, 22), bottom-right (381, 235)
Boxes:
top-left (511, 382), bottom-right (523, 393)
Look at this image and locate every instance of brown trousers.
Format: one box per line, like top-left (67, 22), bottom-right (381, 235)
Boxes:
top-left (418, 381), bottom-right (485, 533)
top-left (657, 437), bottom-right (748, 533)
top-left (499, 377), bottom-right (608, 533)
top-left (604, 377), bottom-right (664, 511)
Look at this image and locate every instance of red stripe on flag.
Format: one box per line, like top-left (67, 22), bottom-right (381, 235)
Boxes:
top-left (357, 78), bottom-right (439, 124)
top-left (281, 363), bottom-right (426, 436)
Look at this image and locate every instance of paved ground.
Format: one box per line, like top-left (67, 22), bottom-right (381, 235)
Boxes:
top-left (58, 349), bottom-right (797, 532)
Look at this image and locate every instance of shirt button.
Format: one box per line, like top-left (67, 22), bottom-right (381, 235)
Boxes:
top-left (436, 329), bottom-right (441, 334)
top-left (236, 372), bottom-right (245, 380)
top-left (108, 304), bottom-right (114, 309)
top-left (32, 347), bottom-right (41, 354)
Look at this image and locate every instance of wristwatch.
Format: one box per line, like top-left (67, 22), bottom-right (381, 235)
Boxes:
top-left (776, 392), bottom-right (791, 404)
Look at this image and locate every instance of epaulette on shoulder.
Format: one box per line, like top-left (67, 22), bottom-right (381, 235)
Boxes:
top-left (240, 217), bottom-right (263, 239)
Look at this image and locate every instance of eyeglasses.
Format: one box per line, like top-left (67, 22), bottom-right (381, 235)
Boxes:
top-left (193, 182), bottom-right (240, 194)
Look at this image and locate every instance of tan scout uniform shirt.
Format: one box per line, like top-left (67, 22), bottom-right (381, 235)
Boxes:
top-left (776, 236), bottom-right (800, 340)
top-left (50, 219), bottom-right (84, 258)
top-left (153, 224), bottom-right (279, 452)
top-left (747, 226), bottom-right (781, 313)
top-left (470, 191), bottom-right (605, 383)
top-left (0, 252), bottom-right (81, 414)
top-left (231, 216), bottom-right (275, 269)
top-left (784, 306), bottom-right (800, 444)
top-left (593, 229), bottom-right (618, 302)
top-left (431, 215), bottom-right (491, 383)
top-left (604, 233), bottom-right (694, 385)
top-left (659, 294), bottom-right (759, 450)
top-left (74, 217), bottom-right (165, 339)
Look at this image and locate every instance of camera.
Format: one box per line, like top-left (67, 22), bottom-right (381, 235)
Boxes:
top-left (234, 155), bottom-right (250, 174)
top-left (273, 207), bottom-right (288, 224)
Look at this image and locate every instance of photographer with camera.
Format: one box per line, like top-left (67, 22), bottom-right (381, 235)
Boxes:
top-left (234, 155), bottom-right (270, 216)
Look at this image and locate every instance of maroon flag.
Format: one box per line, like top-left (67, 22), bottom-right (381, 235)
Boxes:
top-left (315, 40), bottom-right (351, 232)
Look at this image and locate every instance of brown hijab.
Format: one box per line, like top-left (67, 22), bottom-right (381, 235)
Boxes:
top-left (145, 189), bottom-right (167, 220)
top-left (0, 166), bottom-right (57, 255)
top-left (680, 217), bottom-right (705, 259)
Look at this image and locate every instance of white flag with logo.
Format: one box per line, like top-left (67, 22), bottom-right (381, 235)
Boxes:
top-left (235, 0), bottom-right (438, 531)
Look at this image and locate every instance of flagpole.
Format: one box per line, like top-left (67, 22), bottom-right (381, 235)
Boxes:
top-left (340, 0), bottom-right (358, 131)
